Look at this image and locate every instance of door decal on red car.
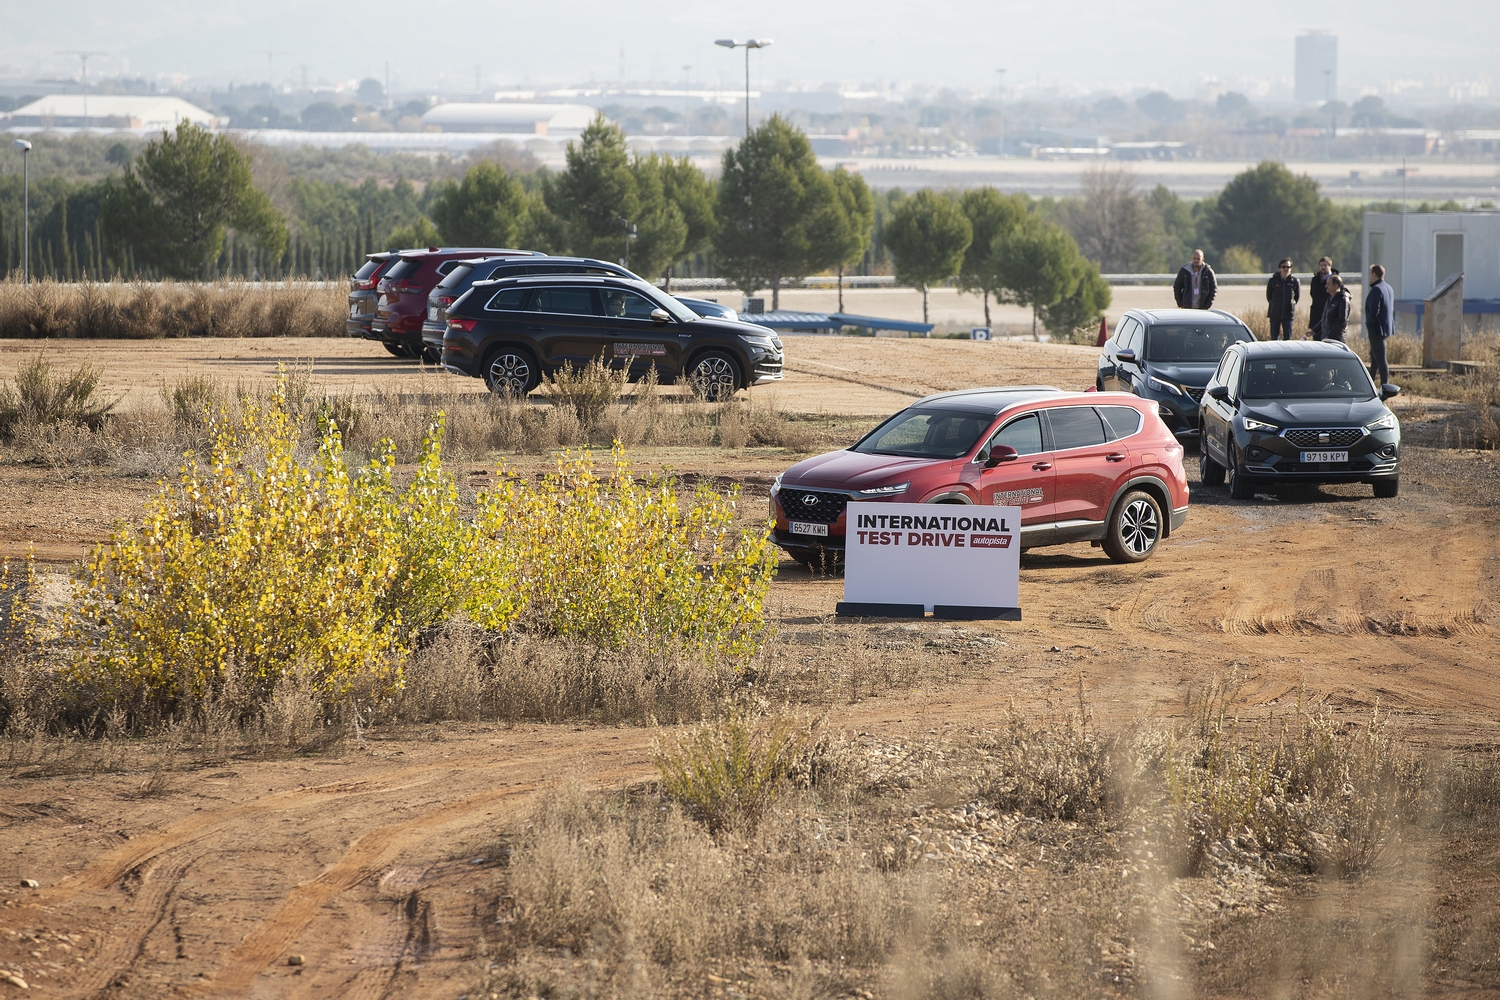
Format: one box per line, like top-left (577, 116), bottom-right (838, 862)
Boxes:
top-left (993, 488), bottom-right (1044, 505)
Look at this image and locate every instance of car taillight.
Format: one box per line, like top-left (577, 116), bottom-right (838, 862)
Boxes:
top-left (448, 318), bottom-right (478, 332)
top-left (352, 277), bottom-right (378, 291)
top-left (437, 295), bottom-right (456, 306)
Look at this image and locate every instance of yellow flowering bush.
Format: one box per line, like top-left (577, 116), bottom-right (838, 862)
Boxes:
top-left (64, 375), bottom-right (775, 716)
top-left (488, 447), bottom-right (777, 655)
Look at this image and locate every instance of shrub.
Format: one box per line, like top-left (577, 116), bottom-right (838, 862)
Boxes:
top-left (544, 357), bottom-right (627, 429)
top-left (0, 353), bottom-right (119, 437)
top-left (653, 709), bottom-right (811, 833)
top-left (978, 713), bottom-right (1116, 821)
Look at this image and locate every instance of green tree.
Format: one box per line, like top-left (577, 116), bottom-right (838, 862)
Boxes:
top-left (957, 186), bottom-right (1028, 327)
top-left (827, 167), bottom-right (874, 312)
top-left (1147, 184), bottom-right (1199, 268)
top-left (548, 114), bottom-right (639, 262)
top-left (659, 155), bottom-right (716, 267)
top-left (1203, 161), bottom-right (1331, 270)
top-left (882, 188), bottom-right (972, 325)
top-left (714, 115), bottom-right (841, 309)
top-left (993, 215), bottom-right (1080, 341)
top-left (1039, 257), bottom-right (1111, 340)
top-left (624, 155), bottom-right (688, 280)
top-left (385, 216), bottom-right (441, 249)
top-left (427, 161), bottom-right (532, 248)
top-left (102, 121), bottom-right (286, 278)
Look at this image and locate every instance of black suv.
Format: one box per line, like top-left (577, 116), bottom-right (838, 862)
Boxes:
top-left (421, 256), bottom-right (639, 359)
top-left (346, 252), bottom-right (398, 341)
top-left (443, 274), bottom-right (784, 399)
top-left (1199, 340), bottom-right (1401, 499)
top-left (1098, 308), bottom-right (1255, 435)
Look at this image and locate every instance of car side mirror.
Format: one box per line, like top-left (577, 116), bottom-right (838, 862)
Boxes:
top-left (1116, 348), bottom-right (1137, 364)
top-left (1380, 383), bottom-right (1401, 400)
top-left (650, 308), bottom-right (672, 324)
top-left (985, 444), bottom-right (1019, 468)
top-left (1207, 385), bottom-right (1230, 402)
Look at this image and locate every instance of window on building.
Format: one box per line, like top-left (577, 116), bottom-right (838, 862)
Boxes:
top-left (1435, 233), bottom-right (1464, 287)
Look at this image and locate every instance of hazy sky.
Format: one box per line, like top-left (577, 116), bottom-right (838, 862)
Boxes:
top-left (4, 0), bottom-right (1496, 97)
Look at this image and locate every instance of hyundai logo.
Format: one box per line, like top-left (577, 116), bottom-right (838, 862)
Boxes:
top-left (802, 494), bottom-right (820, 506)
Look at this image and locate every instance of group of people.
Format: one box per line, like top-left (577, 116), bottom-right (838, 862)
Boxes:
top-left (1171, 250), bottom-right (1395, 388)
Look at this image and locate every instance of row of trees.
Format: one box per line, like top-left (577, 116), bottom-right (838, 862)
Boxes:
top-left (1, 118), bottom-right (1430, 336)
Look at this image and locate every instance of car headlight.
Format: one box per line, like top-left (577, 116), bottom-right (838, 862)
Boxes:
top-left (1241, 417), bottom-right (1280, 433)
top-left (738, 333), bottom-right (777, 348)
top-left (1147, 376), bottom-right (1184, 396)
top-left (1364, 413), bottom-right (1398, 432)
top-left (856, 481), bottom-right (911, 497)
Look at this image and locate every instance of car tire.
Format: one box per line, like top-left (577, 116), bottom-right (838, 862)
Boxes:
top-left (1373, 477), bottom-right (1399, 498)
top-left (383, 341), bottom-right (410, 359)
top-left (1227, 440), bottom-right (1254, 501)
top-left (687, 350), bottom-right (741, 401)
top-left (1101, 489), bottom-right (1163, 564)
top-left (1199, 437), bottom-right (1225, 486)
top-left (483, 346), bottom-right (541, 397)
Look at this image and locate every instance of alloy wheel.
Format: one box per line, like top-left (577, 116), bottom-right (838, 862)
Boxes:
top-left (487, 352), bottom-right (533, 395)
top-left (691, 355), bottom-right (738, 401)
top-left (1118, 497), bottom-right (1160, 556)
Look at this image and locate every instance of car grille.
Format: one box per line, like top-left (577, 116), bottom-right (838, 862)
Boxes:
top-left (779, 488), bottom-right (848, 523)
top-left (1183, 386), bottom-right (1205, 402)
top-left (1283, 428), bottom-right (1364, 448)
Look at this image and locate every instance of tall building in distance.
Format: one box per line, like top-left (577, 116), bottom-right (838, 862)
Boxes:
top-left (1295, 31), bottom-right (1338, 104)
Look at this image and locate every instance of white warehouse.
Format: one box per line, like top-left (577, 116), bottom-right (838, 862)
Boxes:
top-left (1362, 211), bottom-right (1500, 333)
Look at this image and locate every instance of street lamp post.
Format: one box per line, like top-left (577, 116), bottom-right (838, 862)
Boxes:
top-left (714, 38), bottom-right (773, 136)
top-left (12, 139), bottom-right (30, 283)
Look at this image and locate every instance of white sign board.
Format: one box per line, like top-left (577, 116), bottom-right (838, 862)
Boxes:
top-left (840, 502), bottom-right (1021, 617)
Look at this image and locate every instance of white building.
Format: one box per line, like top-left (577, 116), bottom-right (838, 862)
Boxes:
top-left (419, 103), bottom-right (600, 137)
top-left (1362, 211), bottom-right (1500, 331)
top-left (3, 95), bottom-right (217, 131)
top-left (1294, 32), bottom-right (1338, 104)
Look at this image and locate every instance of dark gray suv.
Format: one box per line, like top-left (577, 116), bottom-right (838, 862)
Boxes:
top-left (1199, 340), bottom-right (1401, 499)
top-left (1097, 308), bottom-right (1256, 435)
top-left (442, 274), bottom-right (784, 400)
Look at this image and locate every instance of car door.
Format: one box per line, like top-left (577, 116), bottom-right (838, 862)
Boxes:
top-left (598, 288), bottom-right (683, 378)
top-left (1201, 351), bottom-right (1242, 466)
top-left (1101, 317), bottom-right (1138, 391)
top-left (976, 410), bottom-right (1057, 526)
top-left (524, 286), bottom-right (604, 369)
top-left (1043, 405), bottom-right (1126, 524)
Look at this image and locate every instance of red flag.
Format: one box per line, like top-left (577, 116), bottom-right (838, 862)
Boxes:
top-left (1095, 315), bottom-right (1109, 347)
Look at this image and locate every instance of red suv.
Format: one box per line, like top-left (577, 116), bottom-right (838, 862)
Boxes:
top-left (371, 247), bottom-right (537, 360)
top-left (771, 387), bottom-right (1189, 565)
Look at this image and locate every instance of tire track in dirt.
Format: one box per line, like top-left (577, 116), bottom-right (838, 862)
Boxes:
top-left (184, 763), bottom-right (649, 998)
top-left (72, 851), bottom-right (203, 999)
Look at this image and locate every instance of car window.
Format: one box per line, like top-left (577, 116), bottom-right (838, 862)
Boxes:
top-left (1223, 354), bottom-right (1244, 397)
top-left (1213, 351), bottom-right (1234, 384)
top-left (354, 259), bottom-right (385, 280)
top-left (1097, 405), bottom-right (1143, 440)
top-left (384, 258), bottom-right (422, 281)
top-left (523, 264), bottom-right (583, 276)
top-left (1243, 357), bottom-right (1375, 399)
top-left (852, 407), bottom-right (994, 459)
top-left (530, 287), bottom-right (599, 316)
top-left (599, 289), bottom-right (661, 320)
top-left (1145, 324), bottom-right (1253, 362)
top-left (485, 288), bottom-right (530, 311)
top-left (1045, 406), bottom-right (1107, 450)
top-left (436, 263), bottom-right (475, 290)
top-left (988, 413), bottom-right (1044, 456)
top-left (436, 261), bottom-right (463, 276)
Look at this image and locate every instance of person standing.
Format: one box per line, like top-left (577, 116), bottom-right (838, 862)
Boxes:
top-left (1307, 256), bottom-right (1339, 340)
top-left (1266, 258), bottom-right (1300, 340)
top-left (1320, 275), bottom-right (1350, 342)
top-left (1365, 264), bottom-right (1394, 386)
top-left (1173, 249), bottom-right (1217, 310)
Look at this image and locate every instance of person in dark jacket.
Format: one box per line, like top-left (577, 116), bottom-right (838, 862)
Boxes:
top-left (1173, 249), bottom-right (1217, 309)
top-left (1320, 275), bottom-right (1350, 342)
top-left (1308, 256), bottom-right (1338, 340)
top-left (1365, 264), bottom-right (1395, 386)
top-left (1266, 258), bottom-right (1300, 340)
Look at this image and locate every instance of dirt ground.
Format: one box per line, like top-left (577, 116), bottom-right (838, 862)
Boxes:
top-left (2, 335), bottom-right (1499, 997)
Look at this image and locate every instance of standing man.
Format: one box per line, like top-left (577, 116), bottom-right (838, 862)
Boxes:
top-left (1266, 258), bottom-right (1300, 340)
top-left (1320, 275), bottom-right (1351, 342)
top-left (1307, 256), bottom-right (1338, 340)
top-left (1173, 249), bottom-right (1217, 310)
top-left (1365, 264), bottom-right (1394, 387)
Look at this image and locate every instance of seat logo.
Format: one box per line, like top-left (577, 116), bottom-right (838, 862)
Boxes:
top-left (1318, 432), bottom-right (1330, 444)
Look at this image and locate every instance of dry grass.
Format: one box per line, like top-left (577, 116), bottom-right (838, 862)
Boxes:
top-left (473, 710), bottom-right (1500, 1000)
top-left (0, 278), bottom-right (345, 339)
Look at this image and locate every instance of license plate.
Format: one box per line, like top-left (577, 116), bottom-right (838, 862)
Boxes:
top-left (1301, 450), bottom-right (1348, 463)
top-left (789, 521), bottom-right (829, 537)
top-left (428, 306), bottom-right (438, 320)
top-left (349, 304), bottom-right (360, 317)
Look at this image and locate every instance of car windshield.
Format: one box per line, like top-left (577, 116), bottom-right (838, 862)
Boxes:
top-left (354, 259), bottom-right (384, 280)
top-left (384, 258), bottom-right (423, 281)
top-left (435, 263), bottom-right (475, 290)
top-left (852, 407), bottom-right (994, 459)
top-left (1146, 324), bottom-right (1252, 362)
top-left (1242, 357), bottom-right (1375, 399)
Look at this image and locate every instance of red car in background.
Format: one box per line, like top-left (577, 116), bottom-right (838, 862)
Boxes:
top-left (771, 387), bottom-right (1190, 566)
top-left (370, 247), bottom-right (538, 360)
